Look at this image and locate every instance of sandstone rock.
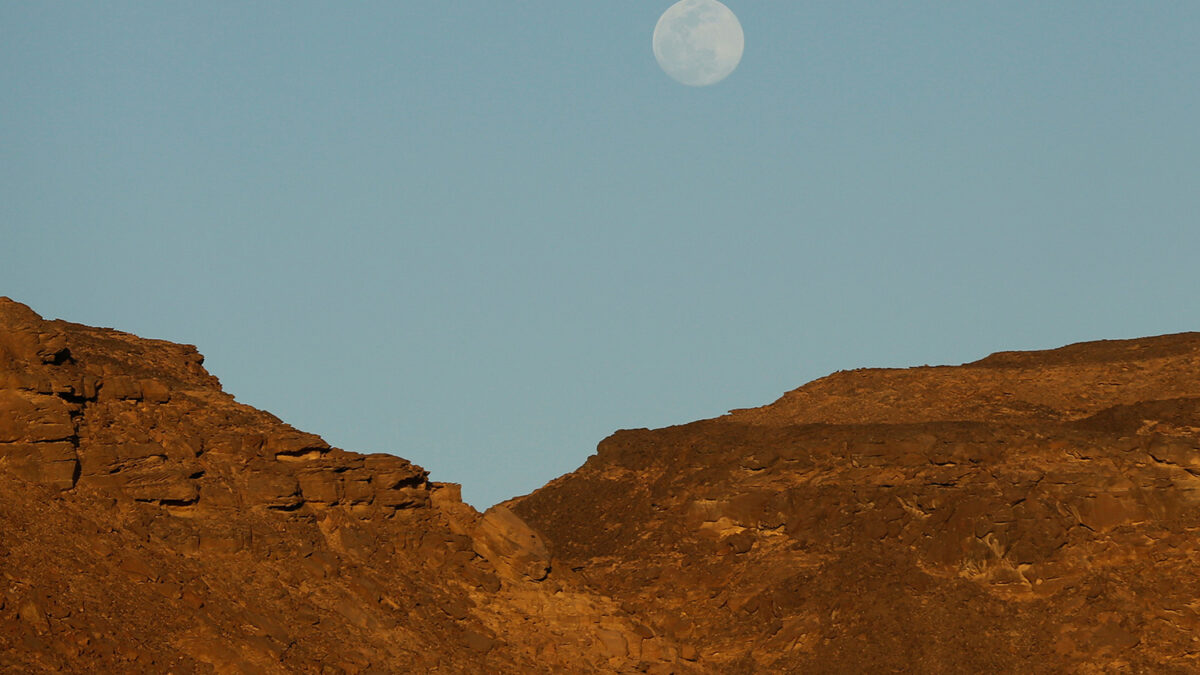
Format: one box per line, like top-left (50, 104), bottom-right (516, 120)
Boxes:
top-left (374, 486), bottom-right (426, 509)
top-left (297, 467), bottom-right (342, 504)
top-left (19, 600), bottom-right (51, 633)
top-left (240, 462), bottom-right (302, 509)
top-left (139, 379), bottom-right (171, 404)
top-left (439, 597), bottom-right (472, 620)
top-left (0, 441), bottom-right (78, 489)
top-left (430, 482), bottom-right (479, 537)
top-left (121, 460), bottom-right (201, 504)
top-left (472, 505), bottom-right (551, 582)
top-left (463, 630), bottom-right (496, 654)
top-left (340, 470), bottom-right (375, 505)
top-left (117, 555), bottom-right (158, 581)
top-left (267, 430), bottom-right (329, 461)
top-left (719, 531), bottom-right (754, 555)
top-left (513, 332), bottom-right (1200, 673)
top-left (0, 390), bottom-right (74, 443)
top-left (362, 453), bottom-right (424, 486)
top-left (8, 297), bottom-right (1200, 674)
top-left (595, 628), bottom-right (628, 658)
top-left (101, 375), bottom-right (142, 401)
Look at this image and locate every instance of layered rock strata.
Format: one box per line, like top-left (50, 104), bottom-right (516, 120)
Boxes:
top-left (0, 298), bottom-right (688, 673)
top-left (513, 333), bottom-right (1200, 673)
top-left (6, 296), bottom-right (1200, 673)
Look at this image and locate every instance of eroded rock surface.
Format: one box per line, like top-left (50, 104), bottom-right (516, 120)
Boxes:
top-left (0, 299), bottom-right (685, 673)
top-left (513, 332), bottom-right (1200, 673)
top-left (6, 296), bottom-right (1200, 673)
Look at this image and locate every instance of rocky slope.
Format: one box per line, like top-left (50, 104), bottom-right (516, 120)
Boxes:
top-left (4, 297), bottom-right (1200, 673)
top-left (0, 298), bottom-right (688, 673)
top-left (513, 333), bottom-right (1200, 673)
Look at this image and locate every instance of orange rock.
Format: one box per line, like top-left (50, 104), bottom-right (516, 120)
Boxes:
top-left (5, 297), bottom-right (1200, 673)
top-left (471, 505), bottom-right (551, 582)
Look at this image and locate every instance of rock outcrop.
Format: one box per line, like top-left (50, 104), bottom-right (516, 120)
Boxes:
top-left (5, 296), bottom-right (1200, 672)
top-left (0, 298), bottom-right (687, 673)
top-left (512, 332), bottom-right (1200, 672)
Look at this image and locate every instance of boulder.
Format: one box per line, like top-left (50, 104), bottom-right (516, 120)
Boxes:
top-left (472, 505), bottom-right (550, 582)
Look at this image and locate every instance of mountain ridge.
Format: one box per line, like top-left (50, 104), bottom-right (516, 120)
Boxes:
top-left (4, 296), bottom-right (1200, 672)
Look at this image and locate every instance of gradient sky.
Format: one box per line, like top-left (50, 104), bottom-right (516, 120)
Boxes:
top-left (3, 3), bottom-right (1198, 507)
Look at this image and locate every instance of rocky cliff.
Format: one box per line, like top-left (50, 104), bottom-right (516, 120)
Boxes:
top-left (3, 297), bottom-right (1200, 673)
top-left (0, 298), bottom-right (685, 673)
top-left (513, 333), bottom-right (1200, 673)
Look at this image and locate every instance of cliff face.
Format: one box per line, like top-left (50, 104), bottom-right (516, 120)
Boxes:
top-left (511, 334), bottom-right (1200, 673)
top-left (3, 298), bottom-right (1200, 673)
top-left (0, 298), bottom-right (684, 674)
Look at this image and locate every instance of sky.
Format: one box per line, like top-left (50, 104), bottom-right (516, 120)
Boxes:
top-left (3, 2), bottom-right (1198, 508)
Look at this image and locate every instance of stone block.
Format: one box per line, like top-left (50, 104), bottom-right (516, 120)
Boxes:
top-left (0, 441), bottom-right (79, 489)
top-left (472, 505), bottom-right (551, 582)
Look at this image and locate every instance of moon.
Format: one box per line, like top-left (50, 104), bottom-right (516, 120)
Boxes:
top-left (652, 0), bottom-right (745, 87)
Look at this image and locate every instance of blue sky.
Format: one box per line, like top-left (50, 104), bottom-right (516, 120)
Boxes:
top-left (3, 2), bottom-right (1198, 507)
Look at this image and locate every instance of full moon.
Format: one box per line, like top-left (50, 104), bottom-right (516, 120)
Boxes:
top-left (652, 0), bottom-right (744, 87)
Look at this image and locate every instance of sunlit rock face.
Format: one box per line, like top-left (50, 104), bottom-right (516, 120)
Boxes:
top-left (0, 298), bottom-right (689, 674)
top-left (6, 294), bottom-right (1200, 672)
top-left (513, 331), bottom-right (1200, 672)
top-left (653, 0), bottom-right (745, 87)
